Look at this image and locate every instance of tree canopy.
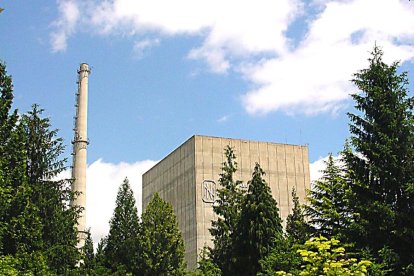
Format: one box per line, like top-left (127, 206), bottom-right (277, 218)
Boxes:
top-left (140, 193), bottom-right (186, 276)
top-left (104, 178), bottom-right (140, 273)
top-left (343, 46), bottom-right (414, 273)
top-left (233, 163), bottom-right (283, 276)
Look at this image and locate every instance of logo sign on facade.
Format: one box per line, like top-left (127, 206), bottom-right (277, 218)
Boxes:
top-left (202, 180), bottom-right (216, 203)
top-left (239, 182), bottom-right (249, 191)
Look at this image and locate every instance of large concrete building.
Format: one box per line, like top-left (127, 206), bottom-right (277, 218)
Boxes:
top-left (142, 135), bottom-right (310, 270)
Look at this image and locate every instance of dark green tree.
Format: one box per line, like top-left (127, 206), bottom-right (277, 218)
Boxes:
top-left (258, 188), bottom-right (309, 275)
top-left (343, 46), bottom-right (414, 273)
top-left (233, 163), bottom-right (283, 276)
top-left (21, 105), bottom-right (80, 274)
top-left (2, 124), bottom-right (43, 256)
top-left (306, 154), bottom-right (350, 239)
top-left (0, 61), bottom-right (50, 274)
top-left (80, 229), bottom-right (95, 275)
top-left (93, 237), bottom-right (111, 275)
top-left (140, 193), bottom-right (186, 276)
top-left (104, 178), bottom-right (140, 274)
top-left (286, 187), bottom-right (310, 244)
top-left (189, 247), bottom-right (221, 276)
top-left (258, 237), bottom-right (301, 276)
top-left (209, 146), bottom-right (244, 275)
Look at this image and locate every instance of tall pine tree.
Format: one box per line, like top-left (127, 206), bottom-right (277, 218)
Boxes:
top-left (141, 193), bottom-right (186, 276)
top-left (209, 146), bottom-right (244, 275)
top-left (258, 188), bottom-right (309, 275)
top-left (21, 104), bottom-right (80, 274)
top-left (286, 187), bottom-right (310, 244)
top-left (305, 154), bottom-right (350, 239)
top-left (344, 46), bottom-right (414, 273)
top-left (0, 61), bottom-right (48, 273)
top-left (233, 163), bottom-right (283, 276)
top-left (80, 229), bottom-right (95, 275)
top-left (104, 177), bottom-right (140, 274)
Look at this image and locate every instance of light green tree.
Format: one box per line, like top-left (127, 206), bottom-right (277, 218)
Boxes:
top-left (306, 154), bottom-right (350, 239)
top-left (140, 193), bottom-right (186, 276)
top-left (276, 236), bottom-right (372, 276)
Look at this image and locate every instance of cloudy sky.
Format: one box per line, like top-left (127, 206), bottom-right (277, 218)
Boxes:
top-left (1, 0), bottom-right (414, 245)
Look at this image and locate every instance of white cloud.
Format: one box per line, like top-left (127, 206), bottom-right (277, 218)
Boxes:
top-left (217, 114), bottom-right (231, 123)
top-left (309, 154), bottom-right (347, 183)
top-left (188, 46), bottom-right (230, 74)
top-left (50, 0), bottom-right (414, 114)
top-left (133, 38), bottom-right (160, 59)
top-left (89, 0), bottom-right (300, 56)
top-left (309, 156), bottom-right (329, 182)
top-left (86, 158), bottom-right (156, 247)
top-left (243, 0), bottom-right (414, 115)
top-left (50, 0), bottom-right (80, 52)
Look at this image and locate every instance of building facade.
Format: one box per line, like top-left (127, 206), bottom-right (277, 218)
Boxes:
top-left (142, 135), bottom-right (310, 270)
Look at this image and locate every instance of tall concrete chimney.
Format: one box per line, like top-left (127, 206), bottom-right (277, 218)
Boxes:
top-left (71, 63), bottom-right (90, 248)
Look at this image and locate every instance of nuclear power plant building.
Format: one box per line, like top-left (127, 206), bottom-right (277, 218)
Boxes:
top-left (142, 135), bottom-right (310, 270)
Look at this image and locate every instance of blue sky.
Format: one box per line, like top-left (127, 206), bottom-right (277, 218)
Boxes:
top-left (1, 0), bottom-right (414, 244)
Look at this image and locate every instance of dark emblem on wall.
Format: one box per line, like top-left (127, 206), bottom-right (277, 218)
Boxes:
top-left (239, 182), bottom-right (248, 191)
top-left (202, 180), bottom-right (216, 203)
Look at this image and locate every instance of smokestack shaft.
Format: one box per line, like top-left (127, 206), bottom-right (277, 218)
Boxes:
top-left (72, 63), bottom-right (89, 248)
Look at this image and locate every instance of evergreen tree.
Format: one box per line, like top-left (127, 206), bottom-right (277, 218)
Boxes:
top-left (286, 187), bottom-right (310, 244)
top-left (80, 229), bottom-right (95, 275)
top-left (141, 193), bottom-right (186, 276)
top-left (258, 188), bottom-right (309, 275)
top-left (190, 247), bottom-right (221, 276)
top-left (0, 62), bottom-right (44, 260)
top-left (344, 46), bottom-right (414, 273)
top-left (306, 154), bottom-right (350, 239)
top-left (21, 105), bottom-right (80, 274)
top-left (104, 178), bottom-right (140, 274)
top-left (233, 163), bottom-right (283, 276)
top-left (209, 146), bottom-right (244, 275)
top-left (258, 237), bottom-right (301, 276)
top-left (2, 123), bottom-right (43, 256)
top-left (94, 237), bottom-right (111, 275)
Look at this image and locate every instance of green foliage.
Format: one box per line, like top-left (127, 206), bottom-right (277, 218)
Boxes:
top-left (0, 252), bottom-right (52, 276)
top-left (233, 163), bottom-right (283, 276)
top-left (190, 247), bottom-right (221, 276)
top-left (277, 236), bottom-right (372, 276)
top-left (0, 255), bottom-right (21, 276)
top-left (259, 237), bottom-right (301, 275)
top-left (141, 193), bottom-right (186, 276)
top-left (343, 46), bottom-right (414, 272)
top-left (0, 63), bottom-right (43, 258)
top-left (306, 154), bottom-right (350, 239)
top-left (0, 61), bottom-right (79, 274)
top-left (21, 105), bottom-right (80, 273)
top-left (209, 146), bottom-right (245, 275)
top-left (79, 229), bottom-right (95, 275)
top-left (104, 178), bottom-right (140, 274)
top-left (93, 237), bottom-right (112, 275)
top-left (286, 188), bottom-right (310, 244)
